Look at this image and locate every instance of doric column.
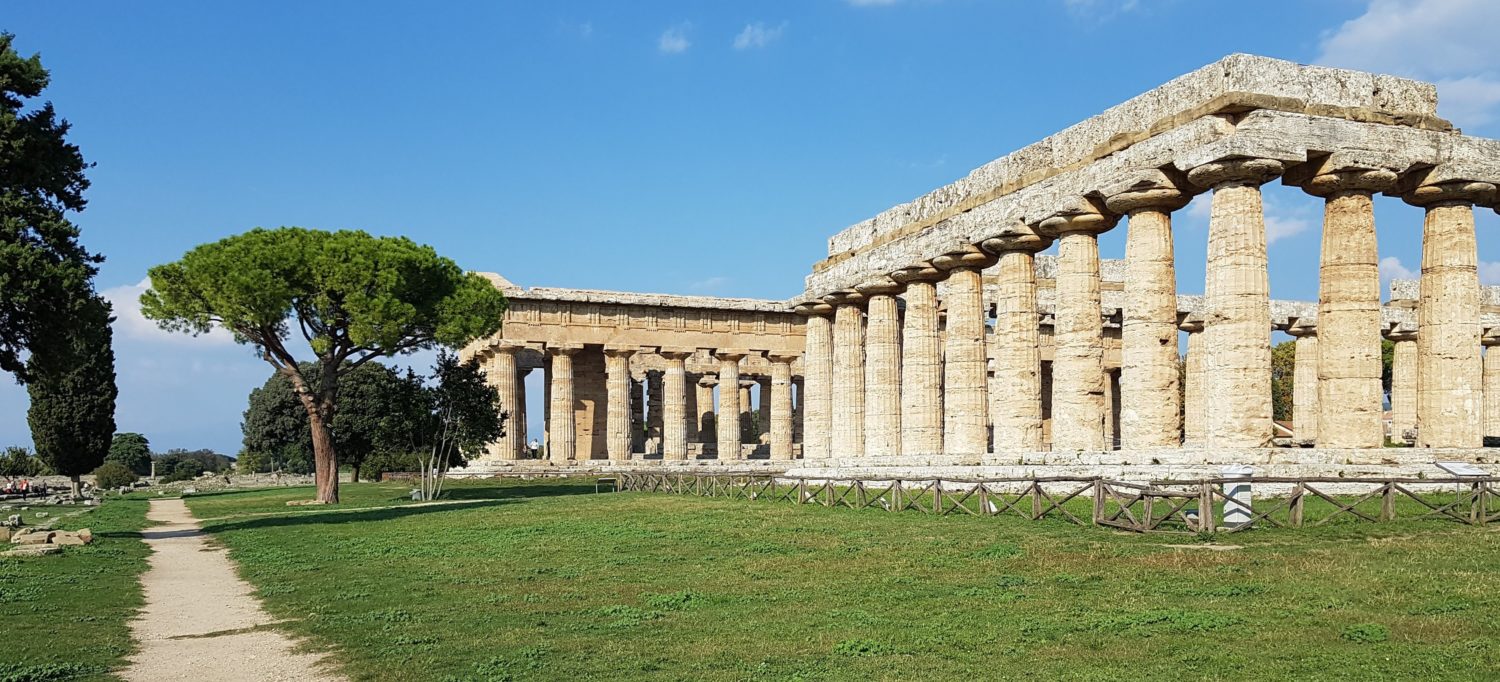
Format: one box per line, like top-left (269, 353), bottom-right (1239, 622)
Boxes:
top-left (603, 347), bottom-right (636, 461)
top-left (715, 350), bottom-right (747, 460)
top-left (646, 370), bottom-right (664, 455)
top-left (1301, 167), bottom-right (1397, 448)
top-left (891, 263), bottom-right (945, 455)
top-left (1179, 315), bottom-right (1205, 445)
top-left (1188, 158), bottom-right (1284, 447)
top-left (696, 375), bottom-right (717, 443)
top-left (1105, 172), bottom-right (1190, 449)
top-left (979, 225), bottom-right (1052, 451)
top-left (932, 245), bottom-right (998, 456)
top-left (629, 374), bottom-right (644, 454)
top-left (1035, 198), bottom-right (1119, 451)
top-left (1403, 179), bottom-right (1493, 448)
top-left (487, 343), bottom-right (524, 460)
top-left (1286, 323), bottom-right (1319, 445)
top-left (856, 278), bottom-right (904, 456)
top-left (659, 349), bottom-right (692, 460)
top-left (685, 372), bottom-right (700, 444)
top-left (1484, 331), bottom-right (1500, 439)
top-left (1387, 328), bottom-right (1418, 444)
top-left (768, 353), bottom-right (798, 459)
top-left (546, 344), bottom-right (582, 462)
top-left (825, 291), bottom-right (867, 457)
top-left (516, 368), bottom-right (529, 456)
top-left (794, 304), bottom-right (834, 459)
top-left (756, 377), bottom-right (771, 440)
top-left (738, 380), bottom-right (755, 442)
top-left (792, 377), bottom-right (804, 445)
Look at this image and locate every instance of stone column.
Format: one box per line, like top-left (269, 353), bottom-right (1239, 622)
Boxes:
top-left (756, 377), bottom-right (771, 440)
top-left (603, 347), bottom-right (636, 461)
top-left (629, 374), bottom-right (644, 454)
top-left (1036, 199), bottom-right (1119, 451)
top-left (1403, 180), bottom-right (1493, 448)
top-left (660, 349), bottom-right (692, 460)
top-left (1484, 331), bottom-right (1500, 439)
top-left (1388, 328), bottom-right (1418, 444)
top-left (696, 376), bottom-right (717, 443)
top-left (1286, 323), bottom-right (1319, 445)
top-left (768, 354), bottom-right (798, 459)
top-left (715, 350), bottom-right (747, 460)
top-left (932, 245), bottom-right (997, 456)
top-left (488, 343), bottom-right (524, 460)
top-left (738, 380), bottom-right (755, 442)
top-left (685, 373), bottom-right (700, 444)
top-left (857, 278), bottom-right (904, 456)
top-left (646, 370), bottom-right (664, 455)
top-left (1303, 168), bottom-right (1397, 448)
top-left (546, 344), bottom-right (582, 462)
top-left (980, 226), bottom-right (1053, 451)
top-left (795, 305), bottom-right (834, 459)
top-left (1179, 315), bottom-right (1205, 445)
top-left (1105, 173), bottom-right (1189, 449)
top-left (1188, 158), bottom-right (1283, 447)
top-left (792, 377), bottom-right (805, 445)
top-left (891, 263), bottom-right (945, 455)
top-left (825, 292), bottom-right (867, 457)
top-left (516, 368), bottom-right (530, 456)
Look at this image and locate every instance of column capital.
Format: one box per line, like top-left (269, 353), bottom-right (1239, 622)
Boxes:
top-left (890, 261), bottom-right (946, 284)
top-left (1033, 195), bottom-right (1119, 238)
top-left (713, 348), bottom-right (753, 362)
top-left (821, 290), bottom-right (866, 307)
top-left (1385, 327), bottom-right (1417, 342)
top-left (546, 343), bottom-right (584, 356)
top-left (767, 352), bottom-right (801, 365)
top-left (658, 347), bottom-right (694, 360)
top-left (1176, 313), bottom-right (1204, 334)
top-left (697, 375), bottom-right (719, 387)
top-left (1401, 178), bottom-right (1497, 208)
top-left (739, 379), bottom-right (758, 390)
top-left (602, 345), bottom-right (638, 358)
top-left (793, 301), bottom-right (834, 316)
top-left (1285, 320), bottom-right (1317, 338)
top-left (978, 221), bottom-right (1052, 254)
top-left (1102, 169), bottom-right (1195, 214)
top-left (931, 244), bottom-right (997, 272)
top-left (487, 339), bottom-right (527, 354)
top-left (1483, 329), bottom-right (1500, 347)
top-left (1289, 165), bottom-right (1398, 197)
top-left (854, 276), bottom-right (904, 297)
top-left (1186, 157), bottom-right (1284, 190)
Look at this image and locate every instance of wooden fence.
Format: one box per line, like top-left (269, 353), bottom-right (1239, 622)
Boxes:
top-left (611, 472), bottom-right (1500, 534)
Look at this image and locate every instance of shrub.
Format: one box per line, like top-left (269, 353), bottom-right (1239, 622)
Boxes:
top-left (92, 461), bottom-right (138, 489)
top-left (160, 459), bottom-right (204, 483)
top-left (0, 445), bottom-right (50, 477)
top-left (359, 450), bottom-right (417, 481)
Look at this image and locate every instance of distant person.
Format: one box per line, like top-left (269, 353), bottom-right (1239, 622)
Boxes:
top-left (528, 439), bottom-right (540, 458)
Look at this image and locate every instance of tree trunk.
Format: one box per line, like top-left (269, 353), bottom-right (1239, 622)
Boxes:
top-left (70, 474), bottom-right (81, 499)
top-left (349, 461), bottom-right (359, 483)
top-left (308, 411), bottom-right (339, 503)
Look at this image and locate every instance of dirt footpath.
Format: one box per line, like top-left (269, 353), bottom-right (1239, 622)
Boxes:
top-left (122, 498), bottom-right (344, 681)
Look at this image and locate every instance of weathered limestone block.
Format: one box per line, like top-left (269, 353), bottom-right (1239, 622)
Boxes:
top-left (1287, 324), bottom-right (1319, 445)
top-left (1035, 199), bottom-right (1118, 451)
top-left (980, 224), bottom-right (1052, 451)
top-left (660, 350), bottom-right (692, 461)
top-left (1189, 158), bottom-right (1282, 447)
top-left (1484, 332), bottom-right (1500, 438)
top-left (826, 292), bottom-right (867, 457)
top-left (547, 344), bottom-right (582, 461)
top-left (856, 279), bottom-right (903, 456)
top-left (1105, 171), bottom-right (1190, 449)
top-left (1405, 180), bottom-right (1494, 448)
top-left (933, 246), bottom-right (997, 456)
top-left (892, 263), bottom-right (945, 455)
top-left (796, 305), bottom-right (834, 459)
top-left (603, 347), bottom-right (635, 461)
top-left (1303, 167), bottom-right (1395, 448)
top-left (715, 351), bottom-right (747, 460)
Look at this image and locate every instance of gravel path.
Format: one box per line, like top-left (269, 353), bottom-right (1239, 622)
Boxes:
top-left (122, 498), bottom-right (344, 681)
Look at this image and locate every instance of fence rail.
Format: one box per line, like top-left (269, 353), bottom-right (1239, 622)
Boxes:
top-left (612, 472), bottom-right (1500, 534)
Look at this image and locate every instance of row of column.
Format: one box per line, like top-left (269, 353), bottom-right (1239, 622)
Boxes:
top-left (799, 158), bottom-right (1497, 456)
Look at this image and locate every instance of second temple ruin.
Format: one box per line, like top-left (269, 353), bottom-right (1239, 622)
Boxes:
top-left (462, 54), bottom-right (1500, 482)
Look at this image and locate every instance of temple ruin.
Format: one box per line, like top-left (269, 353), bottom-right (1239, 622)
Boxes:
top-left (463, 54), bottom-right (1500, 481)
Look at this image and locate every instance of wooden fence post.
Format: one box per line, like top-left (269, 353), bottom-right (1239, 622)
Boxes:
top-left (1198, 481), bottom-right (1214, 533)
top-left (1380, 482), bottom-right (1395, 522)
top-left (1091, 480), bottom-right (1104, 526)
top-left (1290, 482), bottom-right (1304, 528)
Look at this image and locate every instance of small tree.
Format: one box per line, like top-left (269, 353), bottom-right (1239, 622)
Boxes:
top-left (415, 353), bottom-right (505, 501)
top-left (141, 227), bottom-right (506, 503)
top-left (92, 461), bottom-right (137, 489)
top-left (106, 432), bottom-right (152, 476)
top-left (0, 446), bottom-right (49, 478)
top-left (27, 295), bottom-right (118, 496)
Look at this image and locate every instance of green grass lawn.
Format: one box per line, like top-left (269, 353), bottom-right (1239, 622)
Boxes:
top-left (188, 480), bottom-right (1500, 681)
top-left (0, 498), bottom-right (151, 682)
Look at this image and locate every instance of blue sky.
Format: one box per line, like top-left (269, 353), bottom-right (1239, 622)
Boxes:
top-left (2, 0), bottom-right (1497, 455)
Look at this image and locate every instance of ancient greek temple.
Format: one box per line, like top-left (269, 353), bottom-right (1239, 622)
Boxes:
top-left (463, 54), bottom-right (1500, 480)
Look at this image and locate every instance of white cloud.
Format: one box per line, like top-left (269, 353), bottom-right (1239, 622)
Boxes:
top-left (103, 278), bottom-right (236, 346)
top-left (658, 23), bottom-right (691, 54)
top-left (1185, 194), bottom-right (1212, 221)
top-left (733, 22), bottom-right (786, 50)
top-left (1481, 261), bottom-right (1500, 285)
top-left (1264, 214), bottom-right (1312, 245)
top-left (688, 276), bottom-right (730, 292)
top-left (1316, 0), bottom-right (1500, 130)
